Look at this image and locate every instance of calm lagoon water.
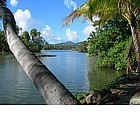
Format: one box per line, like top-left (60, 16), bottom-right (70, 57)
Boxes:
top-left (0, 50), bottom-right (123, 104)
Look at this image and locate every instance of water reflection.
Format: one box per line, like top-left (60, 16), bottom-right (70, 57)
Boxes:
top-left (0, 51), bottom-right (124, 104)
top-left (0, 53), bottom-right (45, 104)
top-left (88, 56), bottom-right (124, 90)
top-left (39, 50), bottom-right (90, 94)
top-left (40, 50), bottom-right (124, 94)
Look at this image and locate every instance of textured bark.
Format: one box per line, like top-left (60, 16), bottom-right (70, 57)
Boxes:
top-left (0, 6), bottom-right (80, 105)
top-left (129, 23), bottom-right (140, 72)
top-left (126, 56), bottom-right (133, 74)
top-left (126, 39), bottom-right (133, 74)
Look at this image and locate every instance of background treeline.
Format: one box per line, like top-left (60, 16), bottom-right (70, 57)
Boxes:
top-left (19, 28), bottom-right (47, 52)
top-left (0, 27), bottom-right (82, 52)
top-left (0, 27), bottom-right (86, 52)
top-left (44, 41), bottom-right (88, 52)
top-left (0, 27), bottom-right (49, 52)
top-left (44, 41), bottom-right (76, 50)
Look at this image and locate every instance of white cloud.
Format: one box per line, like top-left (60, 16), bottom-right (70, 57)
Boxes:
top-left (41, 25), bottom-right (62, 43)
top-left (64, 0), bottom-right (77, 10)
top-left (83, 17), bottom-right (99, 36)
top-left (66, 29), bottom-right (78, 42)
top-left (14, 9), bottom-right (61, 43)
top-left (10, 0), bottom-right (18, 7)
top-left (41, 25), bottom-right (51, 37)
top-left (54, 37), bottom-right (61, 41)
top-left (14, 9), bottom-right (32, 31)
top-left (83, 25), bottom-right (96, 36)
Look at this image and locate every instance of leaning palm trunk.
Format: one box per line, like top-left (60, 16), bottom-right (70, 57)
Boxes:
top-left (0, 6), bottom-right (79, 105)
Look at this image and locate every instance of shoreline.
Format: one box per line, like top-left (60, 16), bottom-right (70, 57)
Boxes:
top-left (76, 73), bottom-right (140, 105)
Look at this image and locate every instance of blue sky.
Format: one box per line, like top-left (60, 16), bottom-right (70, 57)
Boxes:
top-left (7, 0), bottom-right (95, 44)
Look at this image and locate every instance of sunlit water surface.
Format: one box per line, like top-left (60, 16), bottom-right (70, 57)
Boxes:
top-left (0, 50), bottom-right (123, 104)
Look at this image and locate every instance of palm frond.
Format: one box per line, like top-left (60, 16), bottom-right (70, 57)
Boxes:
top-left (62, 0), bottom-right (118, 28)
top-left (62, 2), bottom-right (89, 27)
top-left (0, 0), bottom-right (7, 7)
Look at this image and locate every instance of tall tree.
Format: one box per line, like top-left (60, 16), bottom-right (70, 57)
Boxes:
top-left (30, 28), bottom-right (45, 51)
top-left (0, 5), bottom-right (79, 104)
top-left (30, 28), bottom-right (38, 42)
top-left (63, 0), bottom-right (140, 73)
top-left (20, 31), bottom-right (30, 46)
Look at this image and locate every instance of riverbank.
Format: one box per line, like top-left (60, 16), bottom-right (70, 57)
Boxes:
top-left (76, 73), bottom-right (140, 105)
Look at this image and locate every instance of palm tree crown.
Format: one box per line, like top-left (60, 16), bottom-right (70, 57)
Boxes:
top-left (63, 0), bottom-right (140, 27)
top-left (63, 0), bottom-right (118, 27)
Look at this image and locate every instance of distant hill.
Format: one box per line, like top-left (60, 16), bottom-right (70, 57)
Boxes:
top-left (44, 41), bottom-right (87, 51)
top-left (56, 41), bottom-right (76, 46)
top-left (46, 41), bottom-right (77, 50)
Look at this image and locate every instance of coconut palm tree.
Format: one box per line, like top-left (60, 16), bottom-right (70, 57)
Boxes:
top-left (63, 0), bottom-right (140, 73)
top-left (0, 5), bottom-right (79, 105)
top-left (30, 28), bottom-right (38, 42)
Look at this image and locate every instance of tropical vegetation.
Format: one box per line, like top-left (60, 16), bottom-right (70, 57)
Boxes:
top-left (0, 29), bottom-right (9, 52)
top-left (20, 28), bottom-right (47, 52)
top-left (87, 17), bottom-right (135, 70)
top-left (63, 0), bottom-right (140, 73)
top-left (0, 27), bottom-right (48, 52)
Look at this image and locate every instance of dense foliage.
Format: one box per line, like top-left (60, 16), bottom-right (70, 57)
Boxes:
top-left (87, 17), bottom-right (136, 70)
top-left (0, 27), bottom-right (48, 52)
top-left (75, 41), bottom-right (88, 52)
top-left (0, 29), bottom-right (9, 52)
top-left (20, 28), bottom-right (47, 52)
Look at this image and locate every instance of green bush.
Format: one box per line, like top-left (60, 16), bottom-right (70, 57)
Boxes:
top-left (87, 17), bottom-right (132, 70)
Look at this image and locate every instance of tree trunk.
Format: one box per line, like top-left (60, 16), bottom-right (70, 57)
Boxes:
top-left (0, 6), bottom-right (80, 105)
top-left (129, 23), bottom-right (140, 72)
top-left (126, 37), bottom-right (133, 74)
top-left (126, 55), bottom-right (133, 74)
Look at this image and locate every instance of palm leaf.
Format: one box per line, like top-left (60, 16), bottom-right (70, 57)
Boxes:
top-left (62, 2), bottom-right (89, 27)
top-left (0, 0), bottom-right (7, 7)
top-left (62, 0), bottom-right (118, 27)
